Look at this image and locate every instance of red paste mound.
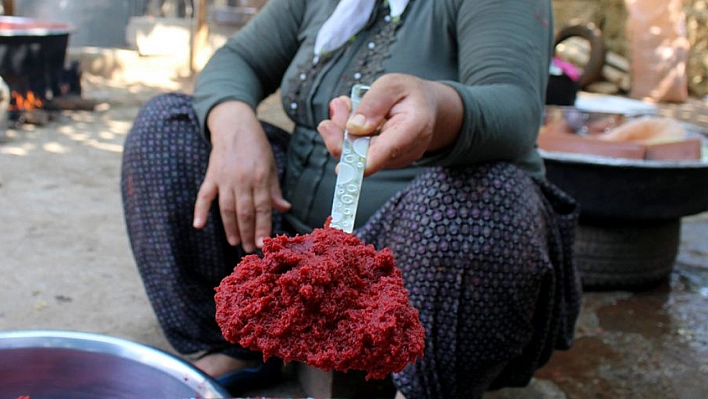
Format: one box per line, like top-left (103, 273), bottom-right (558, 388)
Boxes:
top-left (215, 223), bottom-right (425, 380)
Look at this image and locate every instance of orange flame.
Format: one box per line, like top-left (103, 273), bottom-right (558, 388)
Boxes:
top-left (11, 90), bottom-right (43, 111)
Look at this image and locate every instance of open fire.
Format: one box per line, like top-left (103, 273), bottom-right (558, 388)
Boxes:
top-left (5, 84), bottom-right (56, 126)
top-left (0, 15), bottom-right (85, 127)
top-left (10, 90), bottom-right (43, 111)
top-left (2, 60), bottom-right (92, 127)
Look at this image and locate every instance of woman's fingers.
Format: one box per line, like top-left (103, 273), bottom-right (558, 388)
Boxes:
top-left (346, 77), bottom-right (408, 136)
top-left (251, 180), bottom-right (273, 250)
top-left (318, 95), bottom-right (352, 157)
top-left (319, 74), bottom-right (460, 175)
top-left (194, 163), bottom-right (287, 253)
top-left (201, 100), bottom-right (293, 253)
top-left (219, 189), bottom-right (242, 248)
top-left (317, 119), bottom-right (344, 158)
top-left (271, 176), bottom-right (292, 214)
top-left (197, 180), bottom-right (289, 253)
top-left (330, 95), bottom-right (352, 125)
top-left (363, 119), bottom-right (426, 175)
top-left (193, 180), bottom-right (217, 230)
top-left (350, 77), bottom-right (435, 175)
top-left (233, 187), bottom-right (256, 253)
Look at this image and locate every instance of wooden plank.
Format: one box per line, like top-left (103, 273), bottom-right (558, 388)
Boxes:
top-left (2, 0), bottom-right (14, 16)
top-left (191, 0), bottom-right (209, 74)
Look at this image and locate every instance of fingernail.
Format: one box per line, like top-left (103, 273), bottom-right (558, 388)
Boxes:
top-left (256, 237), bottom-right (265, 248)
top-left (192, 217), bottom-right (202, 228)
top-left (348, 114), bottom-right (368, 130)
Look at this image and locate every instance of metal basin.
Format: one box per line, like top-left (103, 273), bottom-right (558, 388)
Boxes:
top-left (0, 16), bottom-right (75, 99)
top-left (0, 330), bottom-right (229, 399)
top-left (542, 149), bottom-right (708, 221)
top-left (544, 105), bottom-right (631, 135)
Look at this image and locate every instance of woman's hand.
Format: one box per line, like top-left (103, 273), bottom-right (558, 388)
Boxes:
top-left (317, 73), bottom-right (464, 176)
top-left (193, 101), bottom-right (291, 253)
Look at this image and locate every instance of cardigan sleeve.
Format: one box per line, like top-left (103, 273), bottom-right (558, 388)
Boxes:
top-left (192, 0), bottom-right (306, 139)
top-left (418, 0), bottom-right (553, 168)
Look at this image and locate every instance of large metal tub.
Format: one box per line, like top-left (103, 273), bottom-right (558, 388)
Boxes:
top-left (0, 330), bottom-right (229, 399)
top-left (0, 16), bottom-right (74, 77)
top-left (542, 150), bottom-right (708, 221)
top-left (540, 117), bottom-right (708, 289)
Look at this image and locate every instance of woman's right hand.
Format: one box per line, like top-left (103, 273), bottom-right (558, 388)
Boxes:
top-left (192, 100), bottom-right (291, 253)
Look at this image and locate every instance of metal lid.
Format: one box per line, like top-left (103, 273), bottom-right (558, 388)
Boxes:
top-left (0, 16), bottom-right (75, 36)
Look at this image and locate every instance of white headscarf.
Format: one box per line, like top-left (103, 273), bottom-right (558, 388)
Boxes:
top-left (313, 0), bottom-right (410, 63)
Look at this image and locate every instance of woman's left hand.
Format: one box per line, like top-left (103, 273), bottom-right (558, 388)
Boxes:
top-left (317, 73), bottom-right (463, 176)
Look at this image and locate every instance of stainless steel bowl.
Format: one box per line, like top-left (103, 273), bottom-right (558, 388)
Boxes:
top-left (0, 330), bottom-right (229, 399)
top-left (544, 105), bottom-right (633, 135)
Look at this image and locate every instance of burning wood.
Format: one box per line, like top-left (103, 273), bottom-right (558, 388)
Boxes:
top-left (10, 90), bottom-right (43, 111)
top-left (8, 90), bottom-right (53, 126)
top-left (11, 109), bottom-right (50, 126)
top-left (1, 60), bottom-right (94, 127)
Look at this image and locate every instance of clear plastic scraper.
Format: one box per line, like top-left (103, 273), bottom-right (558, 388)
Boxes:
top-left (329, 84), bottom-right (370, 233)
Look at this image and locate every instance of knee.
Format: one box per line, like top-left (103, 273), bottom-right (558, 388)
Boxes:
top-left (395, 164), bottom-right (541, 257)
top-left (409, 164), bottom-right (534, 221)
top-left (133, 92), bottom-right (194, 128)
top-left (126, 93), bottom-right (198, 147)
top-left (142, 92), bottom-right (192, 113)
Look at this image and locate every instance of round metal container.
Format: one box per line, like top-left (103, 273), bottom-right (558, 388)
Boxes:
top-left (0, 330), bottom-right (229, 399)
top-left (0, 16), bottom-right (75, 89)
top-left (542, 150), bottom-right (708, 221)
top-left (0, 16), bottom-right (75, 36)
top-left (544, 105), bottom-right (632, 135)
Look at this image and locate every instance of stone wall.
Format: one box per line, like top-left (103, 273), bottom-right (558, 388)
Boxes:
top-left (552, 0), bottom-right (708, 97)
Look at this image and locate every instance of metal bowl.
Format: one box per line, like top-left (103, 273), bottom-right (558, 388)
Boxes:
top-left (0, 330), bottom-right (229, 399)
top-left (544, 105), bottom-right (633, 135)
top-left (0, 16), bottom-right (74, 84)
top-left (541, 148), bottom-right (708, 221)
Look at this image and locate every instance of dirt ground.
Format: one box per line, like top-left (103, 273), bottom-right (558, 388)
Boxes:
top-left (0, 60), bottom-right (292, 354)
top-left (0, 75), bottom-right (175, 351)
top-left (0, 62), bottom-right (306, 397)
top-left (1, 53), bottom-right (708, 399)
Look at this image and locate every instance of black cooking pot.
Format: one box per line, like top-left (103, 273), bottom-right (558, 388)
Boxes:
top-left (542, 150), bottom-right (708, 221)
top-left (0, 16), bottom-right (74, 93)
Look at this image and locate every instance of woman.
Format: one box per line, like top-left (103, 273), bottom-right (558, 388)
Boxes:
top-left (121, 0), bottom-right (582, 398)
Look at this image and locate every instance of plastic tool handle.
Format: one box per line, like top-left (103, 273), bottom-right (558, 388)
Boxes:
top-left (329, 84), bottom-right (370, 233)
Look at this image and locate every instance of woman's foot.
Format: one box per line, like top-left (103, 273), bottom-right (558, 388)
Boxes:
top-left (193, 352), bottom-right (283, 395)
top-left (193, 352), bottom-right (259, 378)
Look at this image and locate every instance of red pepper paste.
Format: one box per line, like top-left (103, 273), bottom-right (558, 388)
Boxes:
top-left (215, 222), bottom-right (425, 380)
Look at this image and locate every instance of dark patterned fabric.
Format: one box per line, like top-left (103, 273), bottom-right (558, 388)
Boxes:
top-left (356, 165), bottom-right (581, 399)
top-left (121, 93), bottom-right (288, 360)
top-left (121, 93), bottom-right (581, 399)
